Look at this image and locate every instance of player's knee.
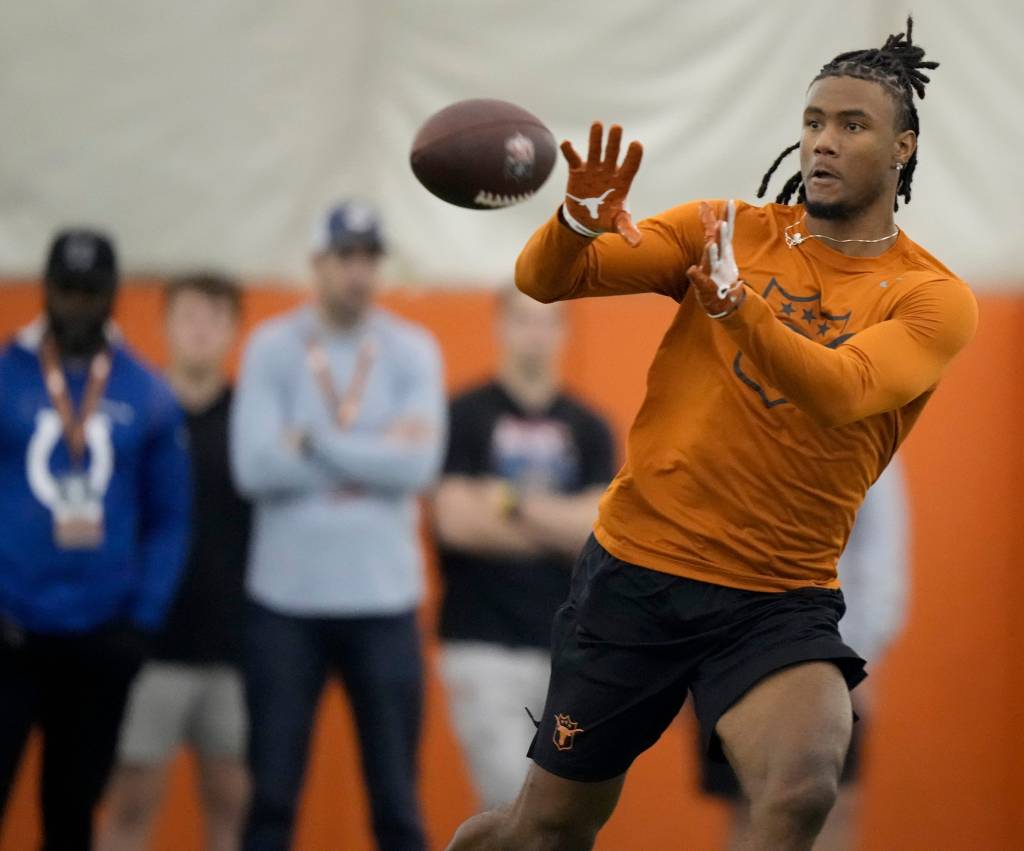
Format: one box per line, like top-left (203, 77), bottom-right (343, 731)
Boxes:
top-left (525, 805), bottom-right (605, 851)
top-left (756, 751), bottom-right (841, 828)
top-left (446, 808), bottom-right (515, 850)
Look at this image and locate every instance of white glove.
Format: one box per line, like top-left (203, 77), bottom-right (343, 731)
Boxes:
top-left (708, 200), bottom-right (740, 299)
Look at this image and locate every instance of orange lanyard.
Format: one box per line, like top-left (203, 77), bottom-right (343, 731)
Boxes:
top-left (38, 334), bottom-right (111, 466)
top-left (306, 335), bottom-right (376, 429)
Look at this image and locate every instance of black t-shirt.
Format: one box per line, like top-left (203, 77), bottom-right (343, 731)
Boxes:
top-left (154, 388), bottom-right (251, 665)
top-left (438, 381), bottom-right (615, 648)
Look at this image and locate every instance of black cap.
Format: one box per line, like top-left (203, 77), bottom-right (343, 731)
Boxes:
top-left (44, 228), bottom-right (118, 291)
top-left (313, 201), bottom-right (385, 256)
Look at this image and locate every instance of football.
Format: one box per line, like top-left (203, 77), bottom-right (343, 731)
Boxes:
top-left (410, 98), bottom-right (557, 210)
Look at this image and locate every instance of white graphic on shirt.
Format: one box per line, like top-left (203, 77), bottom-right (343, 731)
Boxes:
top-left (26, 409), bottom-right (114, 512)
top-left (491, 417), bottom-right (579, 491)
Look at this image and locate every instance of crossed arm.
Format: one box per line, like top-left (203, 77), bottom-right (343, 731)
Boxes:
top-left (434, 477), bottom-right (605, 560)
top-left (231, 328), bottom-right (445, 498)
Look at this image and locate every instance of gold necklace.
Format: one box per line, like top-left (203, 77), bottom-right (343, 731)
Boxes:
top-left (784, 215), bottom-right (899, 248)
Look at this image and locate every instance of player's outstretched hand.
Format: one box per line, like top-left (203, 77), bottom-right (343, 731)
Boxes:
top-left (560, 122), bottom-right (643, 246)
top-left (687, 200), bottom-right (747, 319)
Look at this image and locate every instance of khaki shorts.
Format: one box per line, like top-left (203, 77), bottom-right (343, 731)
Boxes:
top-left (440, 641), bottom-right (550, 810)
top-left (117, 661), bottom-right (247, 764)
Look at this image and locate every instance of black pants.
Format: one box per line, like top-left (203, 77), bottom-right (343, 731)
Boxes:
top-left (0, 624), bottom-right (145, 851)
top-left (242, 601), bottom-right (426, 851)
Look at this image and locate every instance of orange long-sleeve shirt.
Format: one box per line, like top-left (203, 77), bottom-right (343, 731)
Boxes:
top-left (516, 201), bottom-right (977, 591)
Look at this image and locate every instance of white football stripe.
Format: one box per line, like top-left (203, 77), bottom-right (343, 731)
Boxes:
top-left (473, 190), bottom-right (534, 208)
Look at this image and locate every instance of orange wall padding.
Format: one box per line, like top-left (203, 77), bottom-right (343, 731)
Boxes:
top-left (0, 282), bottom-right (1021, 851)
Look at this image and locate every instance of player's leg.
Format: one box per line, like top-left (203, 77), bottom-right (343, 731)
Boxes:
top-left (446, 763), bottom-right (625, 851)
top-left (447, 535), bottom-right (694, 850)
top-left (812, 784), bottom-right (857, 851)
top-left (98, 663), bottom-right (197, 850)
top-left (807, 716), bottom-right (864, 851)
top-left (191, 666), bottom-right (250, 851)
top-left (241, 602), bottom-right (327, 851)
top-left (715, 662), bottom-right (853, 851)
top-left (330, 611), bottom-right (426, 851)
top-left (440, 641), bottom-right (549, 810)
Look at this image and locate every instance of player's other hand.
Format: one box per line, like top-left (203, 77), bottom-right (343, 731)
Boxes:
top-left (686, 200), bottom-right (747, 319)
top-left (560, 122), bottom-right (643, 246)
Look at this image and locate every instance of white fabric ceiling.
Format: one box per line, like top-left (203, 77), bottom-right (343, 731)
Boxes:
top-left (1, 0), bottom-right (1021, 288)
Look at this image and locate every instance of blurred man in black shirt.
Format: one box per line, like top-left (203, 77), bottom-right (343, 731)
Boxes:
top-left (434, 287), bottom-right (614, 810)
top-left (100, 274), bottom-right (251, 851)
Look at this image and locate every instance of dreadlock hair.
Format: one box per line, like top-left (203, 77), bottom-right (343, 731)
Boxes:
top-left (756, 15), bottom-right (939, 211)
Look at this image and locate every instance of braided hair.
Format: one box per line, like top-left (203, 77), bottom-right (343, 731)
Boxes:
top-left (757, 16), bottom-right (938, 211)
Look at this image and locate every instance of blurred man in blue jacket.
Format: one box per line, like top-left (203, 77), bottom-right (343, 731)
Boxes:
top-left (0, 229), bottom-right (191, 850)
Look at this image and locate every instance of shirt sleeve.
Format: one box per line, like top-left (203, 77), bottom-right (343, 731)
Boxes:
top-left (514, 203), bottom-right (710, 303)
top-left (131, 384), bottom-right (192, 631)
top-left (717, 278), bottom-right (978, 428)
top-left (306, 334), bottom-right (447, 493)
top-left (230, 326), bottom-right (335, 498)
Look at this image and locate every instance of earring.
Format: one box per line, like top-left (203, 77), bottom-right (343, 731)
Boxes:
top-left (894, 162), bottom-right (904, 171)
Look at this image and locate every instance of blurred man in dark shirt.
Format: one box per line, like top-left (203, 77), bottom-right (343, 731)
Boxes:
top-left (100, 273), bottom-right (250, 851)
top-left (434, 287), bottom-right (615, 809)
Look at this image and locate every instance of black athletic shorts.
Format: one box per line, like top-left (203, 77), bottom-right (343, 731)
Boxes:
top-left (527, 535), bottom-right (866, 783)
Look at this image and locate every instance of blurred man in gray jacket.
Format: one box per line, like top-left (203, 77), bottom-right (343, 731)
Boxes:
top-left (230, 201), bottom-right (445, 851)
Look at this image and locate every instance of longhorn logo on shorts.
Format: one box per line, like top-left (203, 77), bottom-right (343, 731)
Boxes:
top-left (552, 714), bottom-right (585, 752)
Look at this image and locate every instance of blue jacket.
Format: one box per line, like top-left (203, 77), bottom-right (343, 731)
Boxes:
top-left (0, 320), bottom-right (191, 633)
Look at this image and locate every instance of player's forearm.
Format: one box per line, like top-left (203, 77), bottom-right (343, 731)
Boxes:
top-left (718, 291), bottom-right (912, 428)
top-left (518, 488), bottom-right (603, 559)
top-left (515, 211), bottom-right (595, 303)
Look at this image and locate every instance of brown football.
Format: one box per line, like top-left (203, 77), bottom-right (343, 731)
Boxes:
top-left (410, 99), bottom-right (556, 210)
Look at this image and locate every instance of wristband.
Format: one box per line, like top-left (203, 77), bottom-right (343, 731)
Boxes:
top-left (560, 203), bottom-right (601, 239)
top-left (498, 482), bottom-right (523, 520)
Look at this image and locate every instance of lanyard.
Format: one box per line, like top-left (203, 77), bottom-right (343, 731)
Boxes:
top-left (38, 334), bottom-right (111, 465)
top-left (306, 335), bottom-right (376, 429)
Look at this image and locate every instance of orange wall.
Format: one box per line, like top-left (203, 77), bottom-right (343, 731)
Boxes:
top-left (0, 282), bottom-right (1020, 851)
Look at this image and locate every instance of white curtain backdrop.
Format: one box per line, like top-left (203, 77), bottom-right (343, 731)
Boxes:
top-left (1, 0), bottom-right (1021, 288)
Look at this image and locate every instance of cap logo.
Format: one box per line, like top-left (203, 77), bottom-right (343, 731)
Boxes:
top-left (63, 235), bottom-right (97, 272)
top-left (342, 203), bottom-right (377, 234)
